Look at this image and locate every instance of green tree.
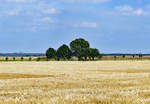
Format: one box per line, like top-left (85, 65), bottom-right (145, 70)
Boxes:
top-left (139, 54), bottom-right (143, 59)
top-left (13, 57), bottom-right (15, 61)
top-left (70, 38), bottom-right (90, 60)
top-left (46, 48), bottom-right (56, 60)
top-left (98, 54), bottom-right (103, 60)
top-left (21, 57), bottom-right (24, 61)
top-left (122, 54), bottom-right (126, 59)
top-left (5, 57), bottom-right (8, 61)
top-left (89, 48), bottom-right (100, 60)
top-left (81, 48), bottom-right (90, 60)
top-left (56, 44), bottom-right (72, 60)
top-left (114, 56), bottom-right (117, 60)
top-left (132, 54), bottom-right (135, 58)
top-left (29, 57), bottom-right (32, 61)
top-left (37, 57), bottom-right (41, 61)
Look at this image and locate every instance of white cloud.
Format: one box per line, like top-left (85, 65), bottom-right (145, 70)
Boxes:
top-left (64, 0), bottom-right (111, 3)
top-left (43, 8), bottom-right (57, 14)
top-left (0, 7), bottom-right (22, 16)
top-left (7, 0), bottom-right (36, 3)
top-left (75, 22), bottom-right (98, 28)
top-left (40, 17), bottom-right (54, 23)
top-left (7, 8), bottom-right (22, 16)
top-left (0, 1), bottom-right (58, 17)
top-left (116, 5), bottom-right (133, 12)
top-left (7, 0), bottom-right (25, 3)
top-left (115, 5), bottom-right (147, 16)
top-left (133, 8), bottom-right (146, 16)
top-left (21, 17), bottom-right (55, 32)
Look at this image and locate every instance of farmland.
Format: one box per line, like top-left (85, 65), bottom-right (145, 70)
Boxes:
top-left (0, 61), bottom-right (150, 104)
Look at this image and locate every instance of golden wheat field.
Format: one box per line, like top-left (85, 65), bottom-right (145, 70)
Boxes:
top-left (0, 61), bottom-right (150, 104)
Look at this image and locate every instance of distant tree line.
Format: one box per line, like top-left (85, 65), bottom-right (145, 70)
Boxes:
top-left (2, 53), bottom-right (144, 61)
top-left (0, 53), bottom-right (45, 57)
top-left (46, 38), bottom-right (102, 61)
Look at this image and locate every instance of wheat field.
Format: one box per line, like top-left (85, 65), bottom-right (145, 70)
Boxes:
top-left (0, 61), bottom-right (150, 104)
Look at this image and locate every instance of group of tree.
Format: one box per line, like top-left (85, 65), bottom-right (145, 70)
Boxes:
top-left (46, 38), bottom-right (102, 61)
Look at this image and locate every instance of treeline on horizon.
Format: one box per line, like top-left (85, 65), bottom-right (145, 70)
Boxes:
top-left (0, 53), bottom-right (149, 57)
top-left (0, 53), bottom-right (45, 57)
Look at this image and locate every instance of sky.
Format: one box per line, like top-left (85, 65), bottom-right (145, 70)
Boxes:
top-left (0, 0), bottom-right (150, 53)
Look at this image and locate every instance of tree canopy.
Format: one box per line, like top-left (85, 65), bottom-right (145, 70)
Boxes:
top-left (70, 38), bottom-right (90, 60)
top-left (46, 48), bottom-right (56, 59)
top-left (56, 44), bottom-right (72, 60)
top-left (89, 48), bottom-right (100, 60)
top-left (46, 38), bottom-right (102, 61)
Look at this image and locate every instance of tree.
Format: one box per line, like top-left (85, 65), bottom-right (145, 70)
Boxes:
top-left (46, 48), bottom-right (56, 60)
top-left (139, 54), bottom-right (143, 59)
top-left (89, 48), bottom-right (100, 60)
top-left (56, 44), bottom-right (72, 60)
top-left (98, 54), bottom-right (103, 60)
top-left (81, 48), bottom-right (90, 60)
top-left (13, 57), bottom-right (15, 61)
top-left (114, 56), bottom-right (117, 60)
top-left (70, 38), bottom-right (90, 60)
top-left (29, 57), bottom-right (32, 61)
top-left (5, 57), bottom-right (8, 61)
top-left (21, 57), bottom-right (24, 61)
top-left (37, 57), bottom-right (41, 61)
top-left (122, 54), bottom-right (126, 59)
top-left (132, 54), bottom-right (135, 58)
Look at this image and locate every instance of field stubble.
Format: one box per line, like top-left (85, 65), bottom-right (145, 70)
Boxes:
top-left (0, 61), bottom-right (150, 104)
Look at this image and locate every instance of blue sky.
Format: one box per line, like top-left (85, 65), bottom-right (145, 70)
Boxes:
top-left (0, 0), bottom-right (150, 53)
